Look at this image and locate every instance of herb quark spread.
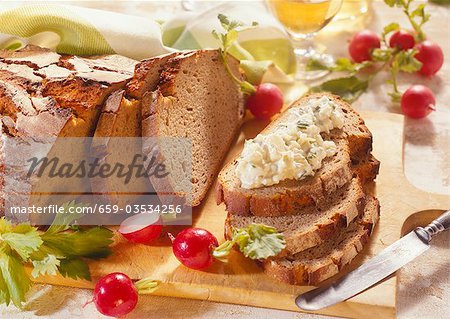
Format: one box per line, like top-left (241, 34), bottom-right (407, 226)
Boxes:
top-left (235, 96), bottom-right (344, 189)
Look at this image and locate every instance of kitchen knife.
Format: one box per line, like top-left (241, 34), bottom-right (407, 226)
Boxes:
top-left (296, 210), bottom-right (450, 311)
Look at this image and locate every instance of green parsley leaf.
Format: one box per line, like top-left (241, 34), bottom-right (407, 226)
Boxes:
top-left (0, 203), bottom-right (114, 308)
top-left (310, 76), bottom-right (369, 103)
top-left (0, 252), bottom-right (31, 307)
top-left (0, 219), bottom-right (43, 261)
top-left (233, 224), bottom-right (285, 259)
top-left (0, 218), bottom-right (12, 233)
top-left (395, 49), bottom-right (422, 73)
top-left (213, 224), bottom-right (285, 261)
top-left (306, 58), bottom-right (370, 74)
top-left (218, 13), bottom-right (244, 32)
top-left (1, 230), bottom-right (42, 261)
top-left (382, 22), bottom-right (399, 39)
top-left (411, 4), bottom-right (427, 19)
top-left (212, 14), bottom-right (258, 94)
top-left (31, 254), bottom-right (60, 278)
top-left (384, 0), bottom-right (402, 7)
top-left (45, 201), bottom-right (86, 235)
top-left (58, 258), bottom-right (91, 281)
top-left (41, 226), bottom-right (113, 259)
top-left (333, 58), bottom-right (369, 73)
top-left (429, 0), bottom-right (450, 4)
top-left (372, 48), bottom-right (393, 62)
top-left (306, 59), bottom-right (330, 71)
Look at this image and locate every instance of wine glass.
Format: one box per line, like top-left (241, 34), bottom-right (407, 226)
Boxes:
top-left (267, 0), bottom-right (343, 80)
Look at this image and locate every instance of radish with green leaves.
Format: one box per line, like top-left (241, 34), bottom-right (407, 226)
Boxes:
top-left (92, 272), bottom-right (158, 317)
top-left (212, 14), bottom-right (284, 120)
top-left (170, 224), bottom-right (286, 270)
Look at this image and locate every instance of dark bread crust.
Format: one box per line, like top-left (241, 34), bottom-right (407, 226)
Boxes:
top-left (126, 52), bottom-right (181, 99)
top-left (217, 93), bottom-right (373, 217)
top-left (353, 154), bottom-right (380, 184)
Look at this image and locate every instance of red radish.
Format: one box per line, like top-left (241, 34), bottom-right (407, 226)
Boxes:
top-left (171, 227), bottom-right (218, 270)
top-left (93, 272), bottom-right (138, 317)
top-left (348, 30), bottom-right (381, 62)
top-left (415, 40), bottom-right (444, 76)
top-left (246, 83), bottom-right (283, 120)
top-left (119, 213), bottom-right (162, 244)
top-left (389, 30), bottom-right (415, 50)
top-left (401, 85), bottom-right (436, 119)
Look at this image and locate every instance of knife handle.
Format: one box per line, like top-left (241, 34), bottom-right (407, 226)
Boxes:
top-left (415, 210), bottom-right (450, 243)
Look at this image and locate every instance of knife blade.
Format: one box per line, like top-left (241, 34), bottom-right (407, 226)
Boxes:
top-left (296, 210), bottom-right (450, 311)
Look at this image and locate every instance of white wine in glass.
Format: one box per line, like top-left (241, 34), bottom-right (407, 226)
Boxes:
top-left (267, 0), bottom-right (343, 80)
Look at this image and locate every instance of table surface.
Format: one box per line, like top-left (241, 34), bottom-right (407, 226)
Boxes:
top-left (2, 1), bottom-right (449, 318)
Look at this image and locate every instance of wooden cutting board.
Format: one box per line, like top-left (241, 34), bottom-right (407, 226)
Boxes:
top-left (32, 111), bottom-right (449, 319)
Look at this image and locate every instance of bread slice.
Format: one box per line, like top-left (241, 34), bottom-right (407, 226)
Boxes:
top-left (217, 94), bottom-right (372, 217)
top-left (126, 52), bottom-right (181, 99)
top-left (142, 50), bottom-right (245, 206)
top-left (262, 195), bottom-right (380, 285)
top-left (90, 53), bottom-right (185, 206)
top-left (225, 177), bottom-right (366, 256)
top-left (353, 154), bottom-right (380, 184)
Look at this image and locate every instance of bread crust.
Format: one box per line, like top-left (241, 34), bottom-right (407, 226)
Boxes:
top-left (261, 196), bottom-right (380, 285)
top-left (224, 174), bottom-right (371, 256)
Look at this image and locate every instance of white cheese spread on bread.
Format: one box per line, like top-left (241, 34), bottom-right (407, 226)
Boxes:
top-left (235, 96), bottom-right (344, 189)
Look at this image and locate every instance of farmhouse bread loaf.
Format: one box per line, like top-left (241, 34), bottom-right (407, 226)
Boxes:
top-left (0, 46), bottom-right (138, 219)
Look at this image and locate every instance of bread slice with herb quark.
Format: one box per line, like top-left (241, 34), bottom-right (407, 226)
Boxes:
top-left (216, 93), bottom-right (373, 217)
top-left (262, 195), bottom-right (380, 286)
top-left (142, 50), bottom-right (245, 206)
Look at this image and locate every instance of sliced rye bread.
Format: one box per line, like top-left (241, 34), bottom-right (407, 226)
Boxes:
top-left (141, 50), bottom-right (245, 206)
top-left (218, 137), bottom-right (353, 217)
top-left (90, 90), bottom-right (153, 207)
top-left (216, 93), bottom-right (372, 217)
top-left (225, 177), bottom-right (366, 256)
top-left (90, 52), bottom-right (186, 206)
top-left (353, 154), bottom-right (380, 184)
top-left (262, 195), bottom-right (380, 285)
top-left (126, 52), bottom-right (181, 99)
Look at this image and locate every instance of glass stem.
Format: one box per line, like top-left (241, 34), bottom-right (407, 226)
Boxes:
top-left (290, 33), bottom-right (317, 75)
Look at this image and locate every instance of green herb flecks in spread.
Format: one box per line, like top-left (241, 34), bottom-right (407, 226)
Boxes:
top-left (234, 96), bottom-right (343, 189)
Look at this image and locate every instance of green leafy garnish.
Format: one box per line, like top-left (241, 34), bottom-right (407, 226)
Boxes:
top-left (212, 14), bottom-right (258, 95)
top-left (310, 76), bottom-right (369, 103)
top-left (213, 223), bottom-right (285, 261)
top-left (429, 0), bottom-right (450, 4)
top-left (31, 254), bottom-right (60, 278)
top-left (307, 58), bottom-right (371, 74)
top-left (0, 202), bottom-right (114, 307)
top-left (310, 0), bottom-right (430, 103)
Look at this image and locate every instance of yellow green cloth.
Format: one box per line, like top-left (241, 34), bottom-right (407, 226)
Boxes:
top-left (0, 3), bottom-right (295, 84)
